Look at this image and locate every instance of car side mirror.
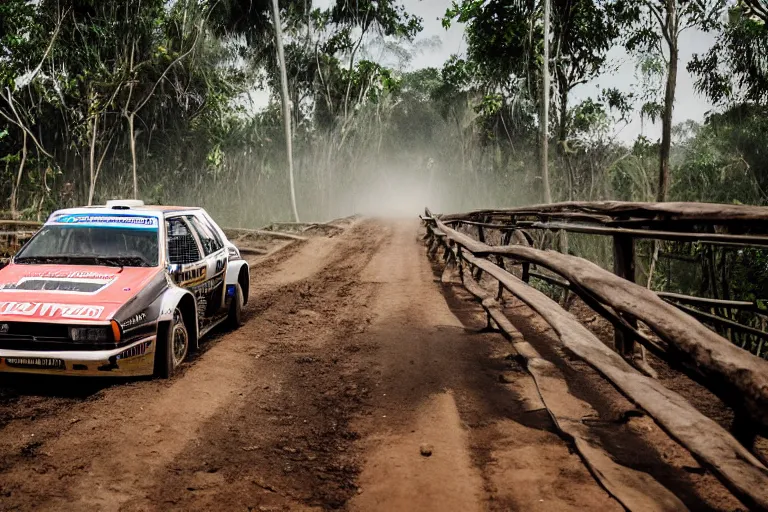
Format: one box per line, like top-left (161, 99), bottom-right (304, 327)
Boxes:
top-left (167, 263), bottom-right (182, 282)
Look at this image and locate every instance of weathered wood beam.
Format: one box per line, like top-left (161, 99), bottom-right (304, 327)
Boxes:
top-left (222, 227), bottom-right (307, 241)
top-left (613, 234), bottom-right (637, 357)
top-left (529, 271), bottom-right (569, 288)
top-left (657, 291), bottom-right (757, 310)
top-left (0, 220), bottom-right (43, 228)
top-left (527, 270), bottom-right (670, 362)
top-left (452, 247), bottom-right (768, 510)
top-left (530, 221), bottom-right (768, 247)
top-left (456, 262), bottom-right (685, 511)
top-left (445, 200), bottom-right (768, 225)
top-left (464, 240), bottom-right (768, 430)
top-left (668, 302), bottom-right (768, 341)
top-left (440, 214), bottom-right (768, 247)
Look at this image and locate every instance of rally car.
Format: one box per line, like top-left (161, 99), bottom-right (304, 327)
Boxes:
top-left (0, 200), bottom-right (249, 378)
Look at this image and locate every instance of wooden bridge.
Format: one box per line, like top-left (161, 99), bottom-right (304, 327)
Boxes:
top-left (423, 201), bottom-right (768, 510)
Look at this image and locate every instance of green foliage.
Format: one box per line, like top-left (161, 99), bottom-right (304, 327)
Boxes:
top-left (689, 2), bottom-right (768, 105)
top-left (671, 104), bottom-right (768, 204)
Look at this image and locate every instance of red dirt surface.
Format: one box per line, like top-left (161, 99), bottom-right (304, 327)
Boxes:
top-left (0, 219), bottom-right (750, 511)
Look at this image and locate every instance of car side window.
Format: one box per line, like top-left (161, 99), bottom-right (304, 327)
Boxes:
top-left (166, 217), bottom-right (201, 264)
top-left (187, 215), bottom-right (223, 256)
top-left (200, 213), bottom-right (226, 246)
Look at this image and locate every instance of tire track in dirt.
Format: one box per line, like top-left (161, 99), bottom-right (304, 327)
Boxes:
top-left (346, 220), bottom-right (620, 512)
top-left (127, 220), bottom-right (388, 511)
top-left (0, 220), bottom-right (381, 512)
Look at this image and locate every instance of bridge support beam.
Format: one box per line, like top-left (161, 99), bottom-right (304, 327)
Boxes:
top-left (613, 234), bottom-right (637, 358)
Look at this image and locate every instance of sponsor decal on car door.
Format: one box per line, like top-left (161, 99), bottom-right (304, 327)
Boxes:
top-left (185, 215), bottom-right (227, 322)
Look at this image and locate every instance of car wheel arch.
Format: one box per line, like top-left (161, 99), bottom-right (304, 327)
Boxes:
top-left (176, 293), bottom-right (199, 350)
top-left (238, 266), bottom-right (250, 305)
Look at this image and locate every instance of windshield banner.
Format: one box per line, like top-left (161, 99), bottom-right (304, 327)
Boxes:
top-left (49, 214), bottom-right (158, 230)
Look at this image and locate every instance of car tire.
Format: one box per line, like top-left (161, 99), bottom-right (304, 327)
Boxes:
top-left (226, 283), bottom-right (244, 329)
top-left (155, 307), bottom-right (189, 379)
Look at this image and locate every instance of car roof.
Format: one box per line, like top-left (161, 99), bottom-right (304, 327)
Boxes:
top-left (46, 204), bottom-right (205, 222)
top-left (52, 204), bottom-right (202, 215)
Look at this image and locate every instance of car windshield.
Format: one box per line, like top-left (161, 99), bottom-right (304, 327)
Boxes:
top-left (14, 225), bottom-right (159, 267)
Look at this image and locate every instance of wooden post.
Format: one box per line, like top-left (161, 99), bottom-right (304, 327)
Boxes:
top-left (497, 230), bottom-right (513, 299)
top-left (613, 234), bottom-right (637, 357)
top-left (474, 217), bottom-right (488, 280)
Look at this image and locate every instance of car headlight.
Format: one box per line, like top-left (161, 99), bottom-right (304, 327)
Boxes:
top-left (69, 326), bottom-right (112, 343)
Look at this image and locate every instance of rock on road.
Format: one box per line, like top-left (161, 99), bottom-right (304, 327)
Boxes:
top-left (0, 219), bottom-right (734, 511)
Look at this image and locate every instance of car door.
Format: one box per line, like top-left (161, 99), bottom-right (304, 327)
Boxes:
top-left (185, 214), bottom-right (228, 320)
top-left (165, 216), bottom-right (207, 326)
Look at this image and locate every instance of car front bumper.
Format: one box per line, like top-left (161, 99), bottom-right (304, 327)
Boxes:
top-left (0, 336), bottom-right (156, 377)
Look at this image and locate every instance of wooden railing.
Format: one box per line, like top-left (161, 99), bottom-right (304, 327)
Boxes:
top-left (0, 220), bottom-right (42, 265)
top-left (422, 202), bottom-right (768, 511)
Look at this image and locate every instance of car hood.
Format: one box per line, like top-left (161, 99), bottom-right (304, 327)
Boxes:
top-left (0, 264), bottom-right (164, 322)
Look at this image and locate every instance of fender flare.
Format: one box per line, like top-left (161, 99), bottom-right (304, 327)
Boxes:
top-left (159, 286), bottom-right (199, 347)
top-left (226, 260), bottom-right (250, 304)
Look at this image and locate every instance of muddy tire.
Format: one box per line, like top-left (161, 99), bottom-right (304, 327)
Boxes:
top-left (155, 308), bottom-right (189, 379)
top-left (226, 283), bottom-right (244, 329)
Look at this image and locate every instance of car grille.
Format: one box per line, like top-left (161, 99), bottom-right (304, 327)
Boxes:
top-left (0, 322), bottom-right (106, 351)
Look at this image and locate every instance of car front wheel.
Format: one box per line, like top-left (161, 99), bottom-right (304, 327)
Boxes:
top-left (226, 283), bottom-right (244, 329)
top-left (155, 307), bottom-right (189, 379)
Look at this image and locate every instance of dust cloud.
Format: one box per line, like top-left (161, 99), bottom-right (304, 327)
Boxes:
top-left (343, 168), bottom-right (442, 218)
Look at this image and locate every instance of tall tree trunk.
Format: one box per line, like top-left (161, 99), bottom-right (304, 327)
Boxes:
top-left (558, 81), bottom-right (573, 201)
top-left (271, 0), bottom-right (300, 222)
top-left (540, 0), bottom-right (552, 204)
top-left (658, 4), bottom-right (678, 202)
top-left (88, 113), bottom-right (98, 205)
top-left (11, 131), bottom-right (28, 219)
top-left (128, 112), bottom-right (138, 199)
top-left (558, 81), bottom-right (568, 154)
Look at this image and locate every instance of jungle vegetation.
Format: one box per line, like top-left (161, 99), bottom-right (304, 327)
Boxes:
top-left (3, 1), bottom-right (768, 354)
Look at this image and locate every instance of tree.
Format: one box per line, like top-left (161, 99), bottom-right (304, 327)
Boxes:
top-left (443, 0), bottom-right (619, 202)
top-left (612, 0), bottom-right (724, 202)
top-left (0, 2), bottom-right (64, 217)
top-left (542, 0), bottom-right (552, 203)
top-left (689, 0), bottom-right (768, 106)
top-left (271, 0), bottom-right (300, 222)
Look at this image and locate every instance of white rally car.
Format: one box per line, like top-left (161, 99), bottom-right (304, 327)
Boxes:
top-left (0, 200), bottom-right (249, 378)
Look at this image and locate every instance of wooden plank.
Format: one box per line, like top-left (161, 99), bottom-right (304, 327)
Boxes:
top-left (476, 243), bottom-right (768, 429)
top-left (441, 215), bottom-right (768, 246)
top-left (435, 218), bottom-right (768, 510)
top-left (444, 200), bottom-right (768, 225)
top-left (456, 264), bottom-right (686, 511)
top-left (529, 271), bottom-right (569, 288)
top-left (435, 216), bottom-right (768, 427)
top-left (613, 234), bottom-right (637, 356)
top-left (668, 302), bottom-right (768, 340)
top-left (530, 221), bottom-right (768, 247)
top-left (222, 227), bottom-right (307, 241)
top-left (657, 291), bottom-right (757, 310)
top-left (0, 220), bottom-right (43, 228)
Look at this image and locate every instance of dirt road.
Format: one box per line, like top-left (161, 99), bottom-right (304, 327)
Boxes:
top-left (0, 219), bottom-right (742, 511)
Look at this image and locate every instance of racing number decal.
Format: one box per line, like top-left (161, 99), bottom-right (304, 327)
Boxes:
top-left (215, 257), bottom-right (225, 275)
top-left (174, 264), bottom-right (207, 287)
top-left (192, 255), bottom-right (227, 324)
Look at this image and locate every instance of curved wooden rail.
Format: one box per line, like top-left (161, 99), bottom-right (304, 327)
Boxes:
top-left (423, 210), bottom-right (768, 510)
top-left (445, 200), bottom-right (768, 226)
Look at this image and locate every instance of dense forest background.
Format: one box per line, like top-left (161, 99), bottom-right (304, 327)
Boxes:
top-left (1, 0), bottom-right (767, 226)
top-left (4, 0), bottom-right (768, 355)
